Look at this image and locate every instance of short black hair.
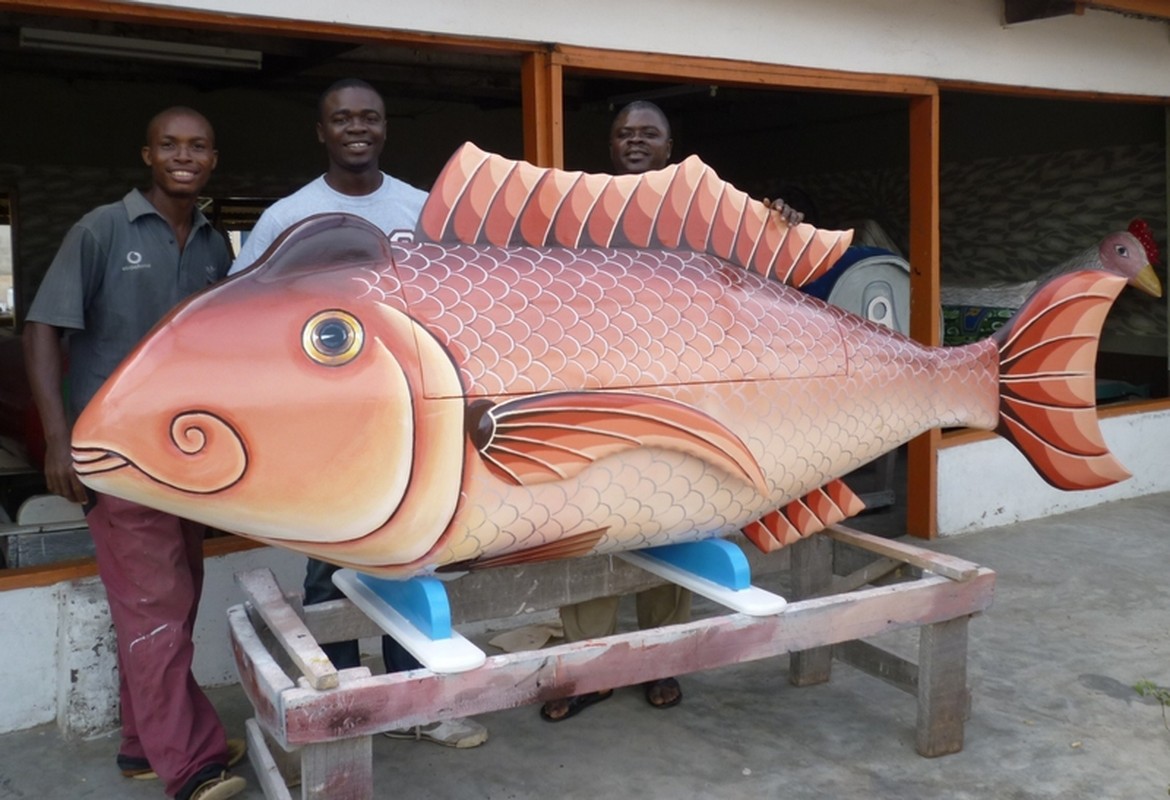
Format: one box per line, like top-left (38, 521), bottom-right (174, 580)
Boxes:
top-left (317, 78), bottom-right (382, 120)
top-left (612, 100), bottom-right (671, 138)
top-left (145, 106), bottom-right (214, 145)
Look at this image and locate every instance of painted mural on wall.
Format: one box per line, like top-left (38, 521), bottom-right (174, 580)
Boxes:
top-left (69, 143), bottom-right (1148, 578)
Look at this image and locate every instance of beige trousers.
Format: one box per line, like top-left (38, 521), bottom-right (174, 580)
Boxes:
top-left (559, 585), bottom-right (692, 642)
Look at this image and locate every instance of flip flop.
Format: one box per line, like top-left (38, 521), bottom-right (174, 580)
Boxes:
top-left (644, 677), bottom-right (682, 709)
top-left (540, 690), bottom-right (614, 722)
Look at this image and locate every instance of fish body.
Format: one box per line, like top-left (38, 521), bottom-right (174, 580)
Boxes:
top-left (71, 145), bottom-right (1133, 578)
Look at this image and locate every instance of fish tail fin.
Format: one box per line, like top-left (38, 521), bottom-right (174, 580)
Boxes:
top-left (993, 270), bottom-right (1131, 490)
top-left (742, 479), bottom-right (865, 553)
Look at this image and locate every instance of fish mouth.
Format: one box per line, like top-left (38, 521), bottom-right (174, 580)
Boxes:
top-left (73, 449), bottom-right (131, 476)
top-left (72, 411), bottom-right (247, 495)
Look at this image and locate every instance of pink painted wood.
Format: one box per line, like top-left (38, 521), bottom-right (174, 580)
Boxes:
top-left (229, 566), bottom-right (994, 749)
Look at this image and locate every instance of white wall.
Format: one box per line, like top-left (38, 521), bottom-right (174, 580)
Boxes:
top-left (0, 585), bottom-right (58, 733)
top-left (127, 0), bottom-right (1170, 96)
top-left (938, 407), bottom-right (1170, 534)
top-left (0, 545), bottom-right (303, 736)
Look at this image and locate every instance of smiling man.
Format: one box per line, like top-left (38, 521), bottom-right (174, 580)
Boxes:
top-left (23, 107), bottom-right (244, 800)
top-left (228, 78), bottom-right (426, 273)
top-left (608, 100), bottom-right (673, 175)
top-left (226, 78), bottom-right (489, 750)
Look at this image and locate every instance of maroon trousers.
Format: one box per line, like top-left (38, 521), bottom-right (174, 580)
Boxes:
top-left (86, 493), bottom-right (229, 797)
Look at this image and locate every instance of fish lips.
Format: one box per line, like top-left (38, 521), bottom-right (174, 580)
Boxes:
top-left (71, 410), bottom-right (248, 495)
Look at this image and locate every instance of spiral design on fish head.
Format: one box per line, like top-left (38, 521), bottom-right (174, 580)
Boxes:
top-left (149, 411), bottom-right (247, 493)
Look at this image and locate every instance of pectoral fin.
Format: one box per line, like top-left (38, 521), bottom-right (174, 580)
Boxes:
top-left (469, 391), bottom-right (768, 494)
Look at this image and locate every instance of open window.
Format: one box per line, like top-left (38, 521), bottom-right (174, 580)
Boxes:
top-left (938, 91), bottom-right (1168, 401)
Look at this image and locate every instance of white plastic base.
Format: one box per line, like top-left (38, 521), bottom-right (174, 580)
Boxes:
top-left (618, 550), bottom-right (788, 616)
top-left (332, 569), bottom-right (486, 674)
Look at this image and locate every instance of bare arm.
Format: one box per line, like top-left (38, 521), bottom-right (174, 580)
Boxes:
top-left (23, 321), bottom-right (87, 503)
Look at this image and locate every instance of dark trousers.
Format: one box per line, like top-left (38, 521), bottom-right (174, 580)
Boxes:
top-left (302, 558), bottom-right (422, 672)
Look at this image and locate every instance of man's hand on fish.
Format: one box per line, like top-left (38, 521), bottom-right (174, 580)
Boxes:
top-left (762, 196), bottom-right (804, 227)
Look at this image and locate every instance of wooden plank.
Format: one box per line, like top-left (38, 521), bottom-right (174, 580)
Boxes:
top-left (237, 568), bottom-right (339, 691)
top-left (521, 50), bottom-right (563, 168)
top-left (835, 639), bottom-right (918, 696)
top-left (228, 605), bottom-right (296, 740)
top-left (826, 557), bottom-right (902, 596)
top-left (789, 534), bottom-right (834, 686)
top-left (245, 718), bottom-right (295, 800)
top-left (299, 730), bottom-right (372, 800)
top-left (825, 525), bottom-right (980, 581)
top-left (270, 569), bottom-right (993, 746)
top-left (553, 45), bottom-right (936, 96)
top-left (906, 88), bottom-right (941, 540)
top-left (916, 616), bottom-right (971, 757)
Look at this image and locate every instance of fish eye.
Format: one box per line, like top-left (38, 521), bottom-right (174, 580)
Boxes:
top-left (302, 310), bottom-right (364, 366)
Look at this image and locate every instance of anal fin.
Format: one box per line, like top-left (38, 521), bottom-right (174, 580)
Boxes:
top-left (741, 479), bottom-right (866, 553)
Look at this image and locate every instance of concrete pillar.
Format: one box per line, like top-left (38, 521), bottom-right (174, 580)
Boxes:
top-left (56, 577), bottom-right (119, 738)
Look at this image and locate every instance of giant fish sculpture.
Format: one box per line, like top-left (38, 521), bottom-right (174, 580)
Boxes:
top-left (70, 143), bottom-right (1151, 578)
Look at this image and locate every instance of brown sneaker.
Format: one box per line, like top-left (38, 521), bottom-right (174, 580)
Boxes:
top-left (187, 771), bottom-right (246, 800)
top-left (119, 738), bottom-right (247, 781)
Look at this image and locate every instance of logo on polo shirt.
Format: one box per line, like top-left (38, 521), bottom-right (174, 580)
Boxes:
top-left (122, 251), bottom-right (151, 271)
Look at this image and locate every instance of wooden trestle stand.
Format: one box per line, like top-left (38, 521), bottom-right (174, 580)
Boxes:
top-left (228, 526), bottom-right (995, 799)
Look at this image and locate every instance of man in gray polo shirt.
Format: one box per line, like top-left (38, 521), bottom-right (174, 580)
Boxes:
top-left (23, 107), bottom-right (245, 800)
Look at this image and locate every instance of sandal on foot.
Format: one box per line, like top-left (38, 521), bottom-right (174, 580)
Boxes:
top-left (644, 677), bottom-right (682, 709)
top-left (540, 690), bottom-right (613, 722)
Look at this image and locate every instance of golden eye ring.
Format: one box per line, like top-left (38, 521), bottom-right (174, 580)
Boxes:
top-left (302, 310), bottom-right (364, 366)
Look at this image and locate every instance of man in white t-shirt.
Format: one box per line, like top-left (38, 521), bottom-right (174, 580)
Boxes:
top-left (229, 79), bottom-right (425, 273)
top-left (230, 78), bottom-right (488, 750)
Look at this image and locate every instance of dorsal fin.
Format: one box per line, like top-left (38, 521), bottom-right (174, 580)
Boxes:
top-left (417, 142), bottom-right (853, 289)
top-left (238, 212), bottom-right (394, 281)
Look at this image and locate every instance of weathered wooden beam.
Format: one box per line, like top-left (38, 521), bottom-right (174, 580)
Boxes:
top-left (245, 718), bottom-right (295, 800)
top-left (789, 534), bottom-right (835, 686)
top-left (229, 604), bottom-right (296, 739)
top-left (826, 525), bottom-right (980, 581)
top-left (835, 638), bottom-right (918, 695)
top-left (237, 568), bottom-right (340, 690)
top-left (232, 568), bottom-right (994, 747)
top-left (300, 733), bottom-right (372, 800)
top-left (916, 616), bottom-right (972, 757)
top-left (825, 557), bottom-right (902, 597)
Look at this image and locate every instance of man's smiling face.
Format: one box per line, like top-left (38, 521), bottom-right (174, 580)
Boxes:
top-left (141, 110), bottom-right (218, 199)
top-left (609, 106), bottom-right (672, 176)
top-left (317, 86), bottom-right (387, 174)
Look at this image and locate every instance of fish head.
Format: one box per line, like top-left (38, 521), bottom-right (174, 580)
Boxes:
top-left (72, 214), bottom-right (433, 546)
top-left (1099, 231), bottom-right (1162, 298)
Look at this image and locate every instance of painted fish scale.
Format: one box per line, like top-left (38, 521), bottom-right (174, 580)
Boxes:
top-left (424, 356), bottom-right (981, 572)
top-left (315, 243), bottom-right (1000, 572)
top-left (368, 242), bottom-right (846, 401)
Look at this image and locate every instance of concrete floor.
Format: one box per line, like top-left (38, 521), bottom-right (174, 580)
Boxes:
top-left (2, 491), bottom-right (1169, 799)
